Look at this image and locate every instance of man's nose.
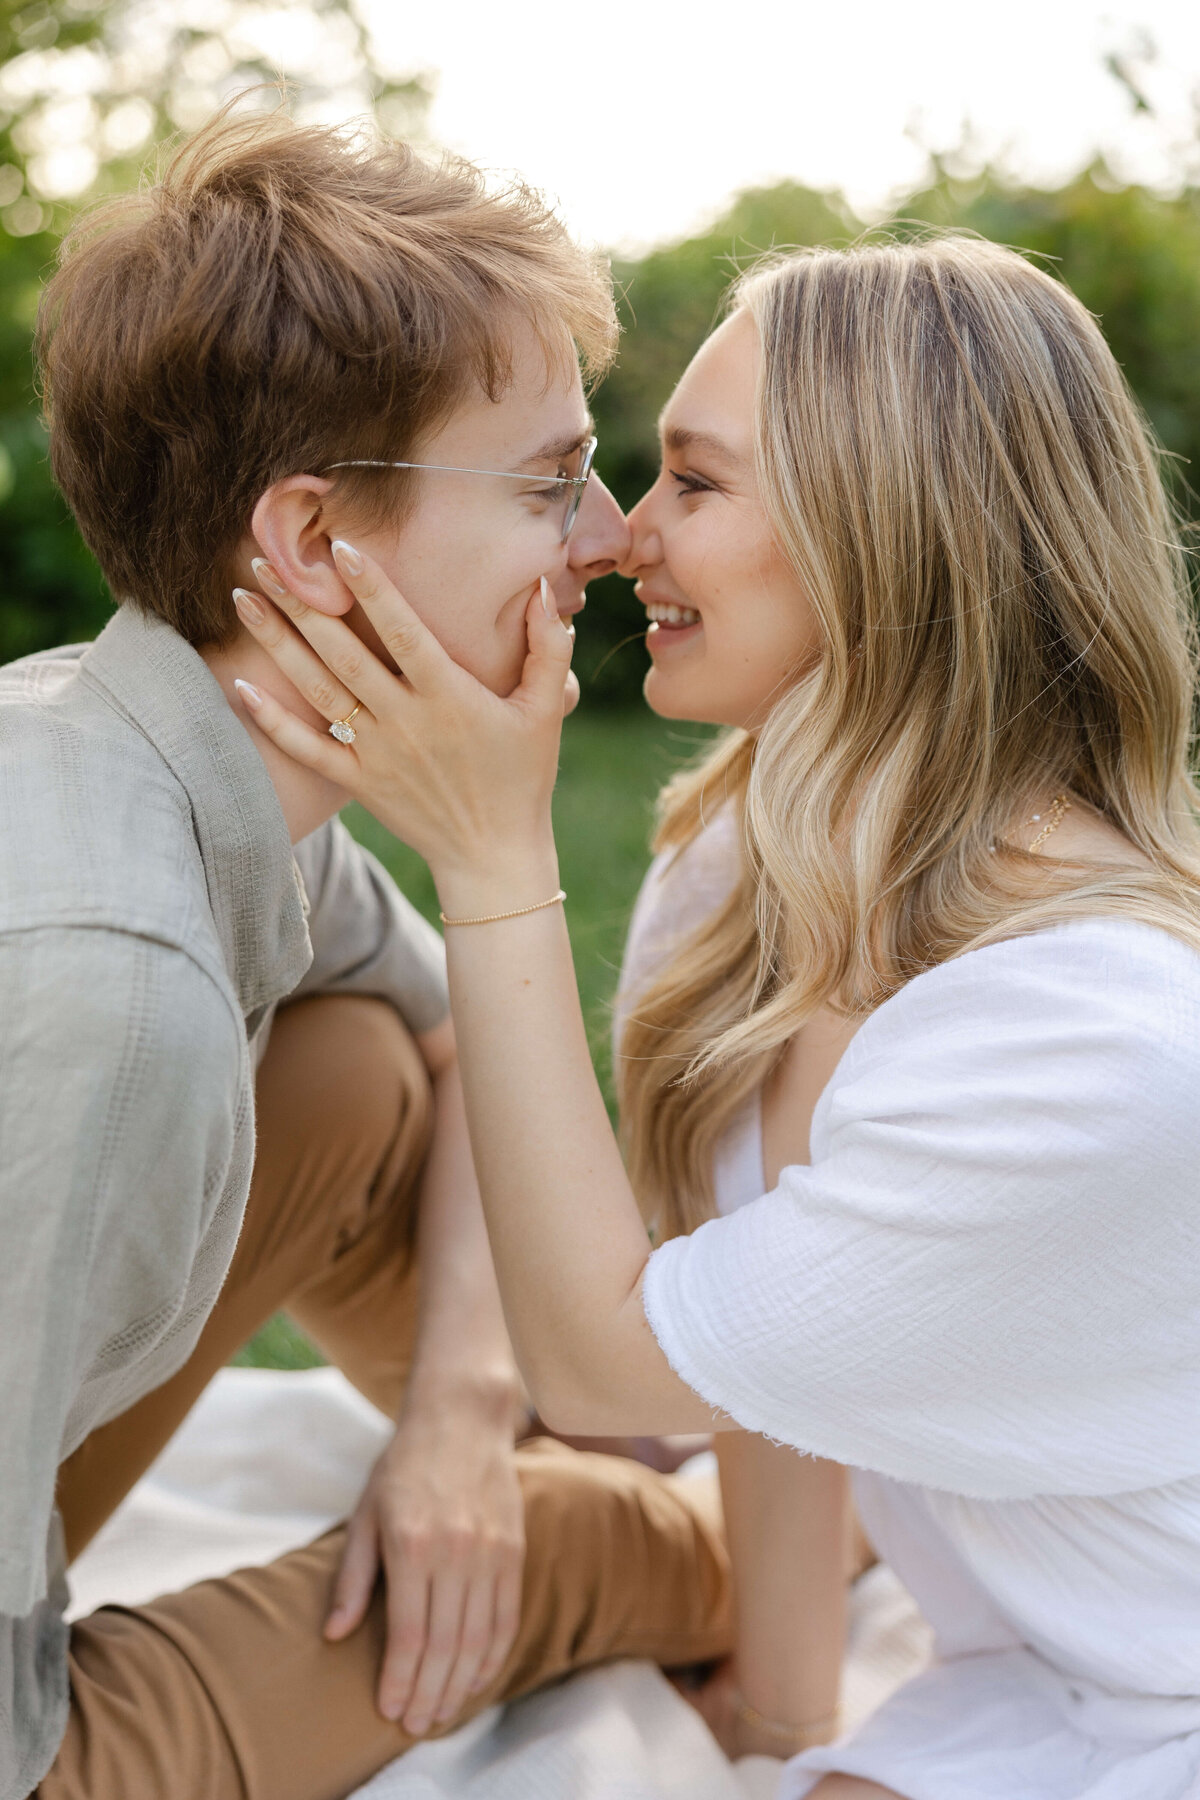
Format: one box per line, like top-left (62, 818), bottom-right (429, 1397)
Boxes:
top-left (567, 472), bottom-right (631, 577)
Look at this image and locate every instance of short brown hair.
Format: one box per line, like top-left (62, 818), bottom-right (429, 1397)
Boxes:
top-left (37, 106), bottom-right (617, 645)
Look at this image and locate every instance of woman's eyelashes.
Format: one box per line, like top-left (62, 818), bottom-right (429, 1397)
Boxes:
top-left (669, 467), bottom-right (717, 500)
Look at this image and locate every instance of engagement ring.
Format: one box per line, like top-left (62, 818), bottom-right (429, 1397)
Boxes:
top-left (328, 704), bottom-right (361, 745)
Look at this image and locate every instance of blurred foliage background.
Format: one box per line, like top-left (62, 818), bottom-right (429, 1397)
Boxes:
top-left (0, 1), bottom-right (1197, 700)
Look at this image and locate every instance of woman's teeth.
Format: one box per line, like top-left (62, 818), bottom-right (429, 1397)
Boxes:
top-left (645, 602), bottom-right (700, 628)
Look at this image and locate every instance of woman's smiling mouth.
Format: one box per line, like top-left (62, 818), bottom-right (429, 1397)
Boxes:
top-left (643, 600), bottom-right (701, 630)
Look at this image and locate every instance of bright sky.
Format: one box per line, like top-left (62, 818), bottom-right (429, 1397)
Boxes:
top-left (361, 0), bottom-right (1200, 253)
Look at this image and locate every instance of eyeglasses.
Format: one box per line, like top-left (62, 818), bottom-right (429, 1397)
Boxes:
top-left (325, 435), bottom-right (598, 544)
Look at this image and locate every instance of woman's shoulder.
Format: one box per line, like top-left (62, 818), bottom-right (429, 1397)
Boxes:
top-left (855, 915), bottom-right (1200, 1041)
top-left (650, 913), bottom-right (1200, 1497)
top-left (815, 916), bottom-right (1200, 1152)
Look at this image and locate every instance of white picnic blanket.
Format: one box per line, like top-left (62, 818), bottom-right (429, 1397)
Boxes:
top-left (66, 1367), bottom-right (931, 1800)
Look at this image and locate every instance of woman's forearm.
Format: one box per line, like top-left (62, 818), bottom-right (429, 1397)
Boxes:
top-left (237, 566), bottom-right (716, 1434)
top-left (717, 1434), bottom-right (847, 1739)
top-left (440, 859), bottom-right (721, 1435)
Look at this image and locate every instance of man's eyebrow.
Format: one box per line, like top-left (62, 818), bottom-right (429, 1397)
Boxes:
top-left (660, 423), bottom-right (740, 462)
top-left (518, 420), bottom-right (595, 467)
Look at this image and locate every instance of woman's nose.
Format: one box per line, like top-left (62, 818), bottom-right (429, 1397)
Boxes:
top-left (567, 472), bottom-right (630, 577)
top-left (619, 485), bottom-right (660, 581)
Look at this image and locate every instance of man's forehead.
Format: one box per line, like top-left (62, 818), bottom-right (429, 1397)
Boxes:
top-left (428, 381), bottom-right (590, 465)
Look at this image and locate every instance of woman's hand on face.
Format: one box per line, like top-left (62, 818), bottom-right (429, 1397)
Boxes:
top-left (232, 543), bottom-right (576, 905)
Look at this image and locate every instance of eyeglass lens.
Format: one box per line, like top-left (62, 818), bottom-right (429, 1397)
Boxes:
top-left (562, 437), bottom-right (598, 542)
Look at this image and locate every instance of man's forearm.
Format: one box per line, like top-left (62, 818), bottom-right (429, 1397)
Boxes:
top-left (403, 1056), bottom-right (521, 1417)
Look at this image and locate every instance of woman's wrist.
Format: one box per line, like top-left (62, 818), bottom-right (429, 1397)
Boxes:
top-left (730, 1685), bottom-right (839, 1753)
top-left (432, 840), bottom-right (562, 927)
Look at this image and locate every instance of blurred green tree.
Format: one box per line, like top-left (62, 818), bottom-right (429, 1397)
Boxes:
top-left (0, 0), bottom-right (429, 661)
top-left (2, 19), bottom-right (1199, 708)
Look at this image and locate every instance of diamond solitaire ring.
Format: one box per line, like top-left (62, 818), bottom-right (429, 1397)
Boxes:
top-left (328, 704), bottom-right (362, 745)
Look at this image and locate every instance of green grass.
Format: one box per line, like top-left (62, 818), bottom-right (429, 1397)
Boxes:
top-left (234, 703), bottom-right (716, 1372)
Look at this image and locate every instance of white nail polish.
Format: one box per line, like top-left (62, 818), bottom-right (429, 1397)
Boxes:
top-left (331, 538), bottom-right (365, 577)
top-left (250, 556), bottom-right (287, 598)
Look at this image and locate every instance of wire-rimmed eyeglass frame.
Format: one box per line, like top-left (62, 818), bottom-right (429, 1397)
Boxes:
top-left (325, 434), bottom-right (598, 544)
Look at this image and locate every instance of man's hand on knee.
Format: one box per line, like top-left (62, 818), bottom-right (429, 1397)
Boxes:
top-left (324, 1391), bottom-right (525, 1734)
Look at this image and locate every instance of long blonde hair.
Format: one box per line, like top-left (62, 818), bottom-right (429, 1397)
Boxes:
top-left (619, 234), bottom-right (1200, 1238)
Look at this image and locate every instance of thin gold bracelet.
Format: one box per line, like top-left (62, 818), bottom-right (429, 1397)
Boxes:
top-left (732, 1690), bottom-right (840, 1749)
top-left (439, 888), bottom-right (566, 928)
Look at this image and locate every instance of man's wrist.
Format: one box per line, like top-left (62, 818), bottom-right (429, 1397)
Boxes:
top-left (401, 1362), bottom-right (524, 1431)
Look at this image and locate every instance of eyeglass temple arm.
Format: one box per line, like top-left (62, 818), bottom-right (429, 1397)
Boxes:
top-left (326, 436), bottom-right (597, 484)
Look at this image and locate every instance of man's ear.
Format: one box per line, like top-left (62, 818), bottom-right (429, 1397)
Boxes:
top-left (250, 475), bottom-right (354, 616)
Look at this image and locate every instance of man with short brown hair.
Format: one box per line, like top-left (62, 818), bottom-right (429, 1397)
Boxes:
top-left (0, 110), bottom-right (730, 1800)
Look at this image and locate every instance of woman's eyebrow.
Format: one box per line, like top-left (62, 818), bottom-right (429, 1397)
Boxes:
top-left (660, 423), bottom-right (739, 463)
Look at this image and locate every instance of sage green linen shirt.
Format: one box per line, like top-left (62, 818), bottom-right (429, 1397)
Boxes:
top-left (0, 605), bottom-right (449, 1798)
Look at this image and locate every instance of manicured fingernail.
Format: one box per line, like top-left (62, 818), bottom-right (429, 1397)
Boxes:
top-left (250, 557), bottom-right (287, 598)
top-left (331, 538), bottom-right (364, 577)
top-left (540, 575), bottom-right (553, 616)
top-left (232, 587), bottom-right (266, 626)
top-left (233, 678), bottom-right (262, 710)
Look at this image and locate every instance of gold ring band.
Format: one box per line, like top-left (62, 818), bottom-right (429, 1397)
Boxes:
top-left (328, 703), bottom-right (362, 745)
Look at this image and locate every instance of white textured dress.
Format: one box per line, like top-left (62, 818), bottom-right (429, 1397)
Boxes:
top-left (618, 815), bottom-right (1200, 1800)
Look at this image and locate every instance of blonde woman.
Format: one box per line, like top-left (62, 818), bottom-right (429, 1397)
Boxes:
top-left (237, 236), bottom-right (1200, 1800)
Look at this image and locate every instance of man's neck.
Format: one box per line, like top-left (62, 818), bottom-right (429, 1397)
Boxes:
top-left (199, 635), bottom-right (349, 845)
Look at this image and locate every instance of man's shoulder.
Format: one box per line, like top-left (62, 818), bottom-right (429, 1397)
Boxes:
top-left (0, 641), bottom-right (216, 962)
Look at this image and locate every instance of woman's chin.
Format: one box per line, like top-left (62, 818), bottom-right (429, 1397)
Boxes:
top-left (643, 665), bottom-right (727, 727)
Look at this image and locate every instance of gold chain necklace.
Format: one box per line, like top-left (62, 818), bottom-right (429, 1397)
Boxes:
top-left (1025, 792), bottom-right (1070, 853)
top-left (988, 792), bottom-right (1071, 857)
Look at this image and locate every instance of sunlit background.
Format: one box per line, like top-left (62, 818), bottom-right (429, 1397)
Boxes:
top-left (370, 0), bottom-right (1200, 251)
top-left (4, 0), bottom-right (1199, 669)
top-left (5, 2), bottom-right (1200, 246)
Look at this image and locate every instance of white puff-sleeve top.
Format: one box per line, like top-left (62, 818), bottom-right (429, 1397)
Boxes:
top-left (620, 820), bottom-right (1200, 1799)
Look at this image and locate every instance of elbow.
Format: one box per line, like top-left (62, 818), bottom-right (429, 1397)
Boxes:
top-left (524, 1367), bottom-right (615, 1437)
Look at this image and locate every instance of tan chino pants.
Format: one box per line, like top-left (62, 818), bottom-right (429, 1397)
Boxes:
top-left (41, 995), bottom-right (732, 1800)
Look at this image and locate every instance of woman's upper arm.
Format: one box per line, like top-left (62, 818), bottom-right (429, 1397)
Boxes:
top-left (639, 927), bottom-right (1200, 1498)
